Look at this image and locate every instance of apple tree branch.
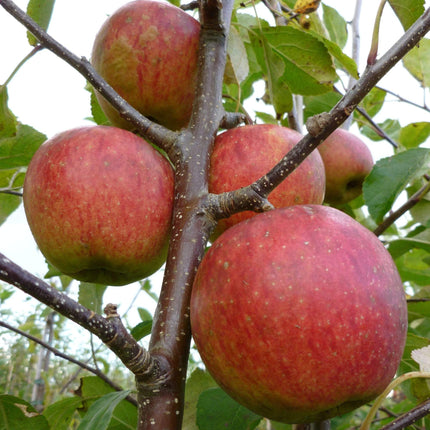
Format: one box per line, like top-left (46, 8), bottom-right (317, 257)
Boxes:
top-left (0, 253), bottom-right (161, 387)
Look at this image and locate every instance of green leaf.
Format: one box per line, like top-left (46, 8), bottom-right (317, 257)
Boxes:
top-left (43, 397), bottom-right (83, 430)
top-left (403, 39), bottom-right (430, 88)
top-left (249, 25), bottom-right (336, 114)
top-left (130, 320), bottom-right (152, 341)
top-left (303, 91), bottom-right (342, 122)
top-left (76, 377), bottom-right (137, 429)
top-left (322, 4), bottom-right (348, 48)
top-left (388, 237), bottom-right (430, 259)
top-left (196, 388), bottom-right (262, 430)
top-left (225, 26), bottom-right (250, 84)
top-left (249, 29), bottom-right (293, 114)
top-left (0, 395), bottom-right (49, 429)
top-left (78, 283), bottom-right (108, 315)
top-left (360, 87), bottom-right (386, 118)
top-left (183, 369), bottom-right (217, 430)
top-left (137, 307), bottom-right (152, 321)
top-left (77, 390), bottom-right (133, 430)
top-left (363, 148), bottom-right (430, 223)
top-left (360, 118), bottom-right (401, 142)
top-left (309, 32), bottom-right (358, 79)
top-left (254, 111), bottom-right (278, 124)
top-left (0, 168), bottom-right (24, 226)
top-left (397, 249), bottom-right (430, 286)
top-left (26, 0), bottom-right (56, 46)
top-left (88, 86), bottom-right (110, 126)
top-left (389, 0), bottom-right (425, 31)
top-left (399, 122), bottom-right (430, 149)
top-left (0, 124), bottom-right (46, 169)
top-left (0, 85), bottom-right (17, 139)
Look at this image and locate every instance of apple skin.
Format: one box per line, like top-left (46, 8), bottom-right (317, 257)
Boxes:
top-left (209, 124), bottom-right (326, 235)
top-left (23, 126), bottom-right (174, 286)
top-left (190, 205), bottom-right (407, 423)
top-left (318, 128), bottom-right (374, 205)
top-left (91, 0), bottom-right (200, 131)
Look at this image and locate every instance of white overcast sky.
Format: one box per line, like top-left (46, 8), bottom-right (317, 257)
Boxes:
top-left (0, 0), bottom-right (429, 320)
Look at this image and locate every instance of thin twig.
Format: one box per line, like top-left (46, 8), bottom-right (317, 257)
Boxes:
top-left (0, 319), bottom-right (138, 407)
top-left (373, 178), bottom-right (430, 236)
top-left (379, 398), bottom-right (430, 430)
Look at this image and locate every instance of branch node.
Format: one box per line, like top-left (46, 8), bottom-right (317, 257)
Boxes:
top-left (305, 112), bottom-right (331, 137)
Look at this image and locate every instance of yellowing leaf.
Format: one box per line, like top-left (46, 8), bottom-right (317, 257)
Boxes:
top-left (293, 0), bottom-right (321, 14)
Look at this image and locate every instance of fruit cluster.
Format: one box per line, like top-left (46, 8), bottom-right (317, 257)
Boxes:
top-left (22, 0), bottom-right (407, 424)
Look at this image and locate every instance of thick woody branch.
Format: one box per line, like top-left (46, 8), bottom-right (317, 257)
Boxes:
top-left (0, 253), bottom-right (159, 385)
top-left (211, 7), bottom-right (430, 220)
top-left (137, 1), bottom-right (234, 428)
top-left (0, 0), bottom-right (178, 158)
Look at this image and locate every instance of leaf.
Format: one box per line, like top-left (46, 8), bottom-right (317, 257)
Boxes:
top-left (0, 395), bottom-right (49, 429)
top-left (76, 377), bottom-right (137, 429)
top-left (389, 0), bottom-right (425, 31)
top-left (303, 91), bottom-right (342, 122)
top-left (388, 237), bottom-right (430, 260)
top-left (0, 124), bottom-right (46, 169)
top-left (130, 320), bottom-right (152, 341)
top-left (225, 26), bottom-right (250, 84)
top-left (0, 168), bottom-right (24, 226)
top-left (363, 148), bottom-right (430, 223)
top-left (77, 390), bottom-right (133, 430)
top-left (322, 4), bottom-right (348, 48)
top-left (360, 118), bottom-right (401, 142)
top-left (183, 369), bottom-right (217, 430)
top-left (249, 26), bottom-right (336, 114)
top-left (43, 397), bottom-right (83, 430)
top-left (360, 87), bottom-right (386, 118)
top-left (249, 30), bottom-right (293, 114)
top-left (399, 122), bottom-right (430, 149)
top-left (403, 39), bottom-right (430, 88)
top-left (196, 388), bottom-right (262, 430)
top-left (26, 0), bottom-right (56, 46)
top-left (309, 32), bottom-right (358, 79)
top-left (397, 249), bottom-right (430, 286)
top-left (78, 283), bottom-right (108, 315)
top-left (87, 86), bottom-right (110, 126)
top-left (0, 85), bottom-right (17, 139)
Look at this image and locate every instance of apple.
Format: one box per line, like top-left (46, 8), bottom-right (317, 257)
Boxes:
top-left (91, 0), bottom-right (200, 131)
top-left (190, 205), bottom-right (407, 424)
top-left (209, 124), bottom-right (325, 235)
top-left (318, 128), bottom-right (374, 205)
top-left (23, 126), bottom-right (174, 286)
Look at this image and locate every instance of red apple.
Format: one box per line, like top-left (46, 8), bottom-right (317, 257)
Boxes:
top-left (191, 205), bottom-right (407, 423)
top-left (318, 128), bottom-right (374, 205)
top-left (23, 126), bottom-right (174, 286)
top-left (209, 124), bottom-right (325, 235)
top-left (91, 0), bottom-right (200, 131)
